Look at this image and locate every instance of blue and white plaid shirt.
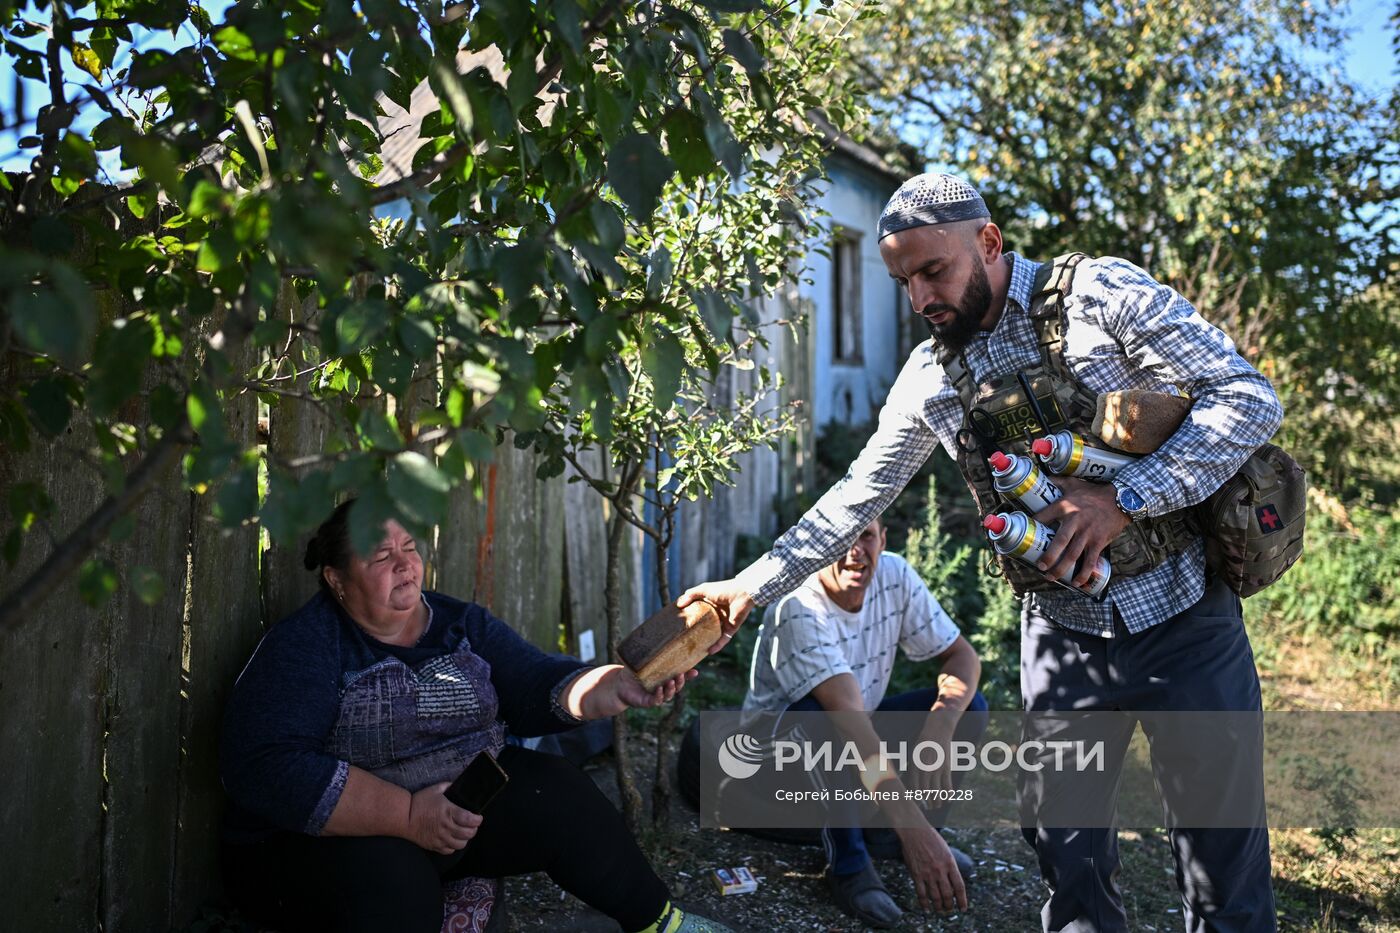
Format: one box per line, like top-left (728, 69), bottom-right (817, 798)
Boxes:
top-left (736, 253), bottom-right (1284, 636)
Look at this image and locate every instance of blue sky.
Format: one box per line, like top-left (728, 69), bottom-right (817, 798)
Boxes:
top-left (1342, 0), bottom-right (1398, 94)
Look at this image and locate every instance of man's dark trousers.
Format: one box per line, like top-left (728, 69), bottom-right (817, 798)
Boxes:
top-left (1020, 576), bottom-right (1276, 933)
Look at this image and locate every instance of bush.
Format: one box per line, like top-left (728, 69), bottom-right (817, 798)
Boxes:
top-left (1250, 494), bottom-right (1400, 684)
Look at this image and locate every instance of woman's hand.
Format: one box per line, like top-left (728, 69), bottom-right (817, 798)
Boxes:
top-left (406, 782), bottom-right (483, 855)
top-left (611, 665), bottom-right (696, 710)
top-left (562, 664), bottom-right (698, 720)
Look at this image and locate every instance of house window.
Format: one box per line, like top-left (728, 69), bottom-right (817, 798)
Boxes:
top-left (831, 228), bottom-right (862, 364)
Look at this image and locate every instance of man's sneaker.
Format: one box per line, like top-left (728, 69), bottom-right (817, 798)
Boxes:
top-left (653, 903), bottom-right (736, 933)
top-left (673, 912), bottom-right (734, 933)
top-left (825, 861), bottom-right (903, 929)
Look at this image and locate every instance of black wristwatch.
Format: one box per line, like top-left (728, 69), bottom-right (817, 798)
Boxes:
top-left (1113, 481), bottom-right (1149, 522)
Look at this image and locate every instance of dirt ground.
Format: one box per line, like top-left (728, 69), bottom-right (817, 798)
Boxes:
top-left (500, 737), bottom-right (1399, 933)
top-left (499, 635), bottom-right (1400, 933)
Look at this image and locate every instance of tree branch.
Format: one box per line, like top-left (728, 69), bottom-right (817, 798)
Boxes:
top-left (17, 18), bottom-right (73, 216)
top-left (0, 425), bottom-right (192, 633)
top-left (562, 447), bottom-right (660, 539)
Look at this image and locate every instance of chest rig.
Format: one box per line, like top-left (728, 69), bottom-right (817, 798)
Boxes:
top-left (943, 253), bottom-right (1195, 597)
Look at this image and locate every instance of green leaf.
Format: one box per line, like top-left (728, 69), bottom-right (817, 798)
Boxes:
top-left (127, 192), bottom-right (153, 219)
top-left (641, 330), bottom-right (684, 411)
top-left (445, 384), bottom-right (468, 427)
top-left (549, 0), bottom-right (584, 53)
top-left (213, 26), bottom-right (256, 62)
top-left (89, 317), bottom-right (155, 418)
top-left (647, 246), bottom-right (674, 297)
top-left (495, 240), bottom-right (546, 304)
top-left (90, 116), bottom-right (127, 151)
top-left (397, 317), bottom-right (437, 358)
top-left (606, 132), bottom-right (676, 223)
top-left (22, 376), bottom-right (75, 437)
top-left (387, 452), bottom-right (452, 528)
top-left (0, 400), bottom-right (30, 454)
top-left (196, 228), bottom-right (238, 273)
top-left (261, 471), bottom-right (334, 546)
top-left (335, 301), bottom-right (390, 353)
top-left (662, 108), bottom-right (714, 183)
top-left (123, 136), bottom-right (183, 202)
top-left (188, 179), bottom-right (230, 219)
top-left (8, 482), bottom-right (52, 531)
top-left (583, 316), bottom-right (619, 361)
top-left (8, 284), bottom-right (94, 366)
top-left (348, 478), bottom-right (398, 558)
top-left (721, 29), bottom-right (766, 75)
top-left (698, 105), bottom-right (743, 178)
top-left (429, 57), bottom-right (475, 141)
top-left (71, 43), bottom-right (102, 79)
top-left (129, 566), bottom-right (164, 606)
top-left (79, 558), bottom-right (119, 607)
top-left (356, 153), bottom-right (384, 179)
top-left (213, 467), bottom-right (258, 525)
top-left (149, 385), bottom-right (184, 432)
top-left (356, 408), bottom-right (402, 449)
top-left (89, 27), bottom-right (118, 69)
top-left (692, 289), bottom-right (735, 341)
top-left (698, 0), bottom-right (758, 10)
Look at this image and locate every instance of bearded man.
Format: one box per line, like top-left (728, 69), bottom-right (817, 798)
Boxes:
top-left (683, 174), bottom-right (1282, 931)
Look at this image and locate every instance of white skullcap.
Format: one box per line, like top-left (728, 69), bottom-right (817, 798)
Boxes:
top-left (878, 173), bottom-right (990, 240)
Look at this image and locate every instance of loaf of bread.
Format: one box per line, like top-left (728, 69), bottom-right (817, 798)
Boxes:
top-left (1092, 389), bottom-right (1193, 454)
top-left (618, 600), bottom-right (722, 691)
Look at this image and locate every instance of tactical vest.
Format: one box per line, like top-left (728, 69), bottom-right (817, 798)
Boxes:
top-left (942, 253), bottom-right (1196, 597)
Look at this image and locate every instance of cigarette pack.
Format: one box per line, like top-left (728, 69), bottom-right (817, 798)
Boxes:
top-left (709, 865), bottom-right (758, 896)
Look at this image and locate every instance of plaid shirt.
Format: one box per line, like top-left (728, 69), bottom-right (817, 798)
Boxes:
top-left (736, 253), bottom-right (1283, 636)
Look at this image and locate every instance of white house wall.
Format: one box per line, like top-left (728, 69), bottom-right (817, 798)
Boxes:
top-left (803, 161), bottom-right (904, 429)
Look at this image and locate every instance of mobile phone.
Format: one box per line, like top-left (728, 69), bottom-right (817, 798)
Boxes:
top-left (444, 751), bottom-right (509, 813)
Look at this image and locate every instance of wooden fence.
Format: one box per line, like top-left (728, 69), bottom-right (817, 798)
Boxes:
top-left (0, 258), bottom-right (810, 931)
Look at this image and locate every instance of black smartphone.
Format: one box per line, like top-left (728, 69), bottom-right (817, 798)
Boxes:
top-left (444, 751), bottom-right (509, 813)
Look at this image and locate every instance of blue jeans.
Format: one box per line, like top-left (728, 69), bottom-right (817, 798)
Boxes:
top-left (786, 687), bottom-right (989, 875)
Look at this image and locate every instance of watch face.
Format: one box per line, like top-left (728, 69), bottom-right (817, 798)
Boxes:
top-left (1119, 487), bottom-right (1146, 513)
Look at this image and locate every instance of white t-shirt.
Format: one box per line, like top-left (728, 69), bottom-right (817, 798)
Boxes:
top-left (742, 552), bottom-right (961, 713)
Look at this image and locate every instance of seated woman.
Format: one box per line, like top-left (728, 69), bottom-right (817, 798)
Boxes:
top-left (220, 499), bottom-right (730, 933)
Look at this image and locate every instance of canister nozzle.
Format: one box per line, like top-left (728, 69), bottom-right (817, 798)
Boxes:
top-left (988, 451), bottom-right (1012, 471)
top-left (982, 514), bottom-right (1008, 535)
top-left (1031, 438), bottom-right (1053, 457)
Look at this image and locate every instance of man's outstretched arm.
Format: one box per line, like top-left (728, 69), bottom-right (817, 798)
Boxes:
top-left (681, 384), bottom-right (945, 654)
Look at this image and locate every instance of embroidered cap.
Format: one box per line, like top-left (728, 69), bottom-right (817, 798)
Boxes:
top-left (878, 173), bottom-right (990, 241)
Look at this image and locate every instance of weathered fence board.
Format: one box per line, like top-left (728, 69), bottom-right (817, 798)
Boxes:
top-left (0, 412), bottom-right (110, 932)
top-left (99, 449), bottom-right (190, 931)
top-left (262, 283), bottom-right (337, 625)
top-left (170, 346), bottom-right (263, 925)
top-left (437, 437), bottom-right (566, 649)
top-left (563, 451), bottom-right (609, 659)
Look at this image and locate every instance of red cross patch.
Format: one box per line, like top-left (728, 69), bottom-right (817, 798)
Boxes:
top-left (1256, 504), bottom-right (1283, 534)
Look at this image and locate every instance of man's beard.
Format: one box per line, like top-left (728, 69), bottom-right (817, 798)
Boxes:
top-left (922, 259), bottom-right (993, 353)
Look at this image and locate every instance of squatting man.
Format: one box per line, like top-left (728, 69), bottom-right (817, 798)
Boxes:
top-left (741, 511), bottom-right (987, 928)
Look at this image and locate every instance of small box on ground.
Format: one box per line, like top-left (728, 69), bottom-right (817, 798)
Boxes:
top-left (709, 866), bottom-right (758, 896)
